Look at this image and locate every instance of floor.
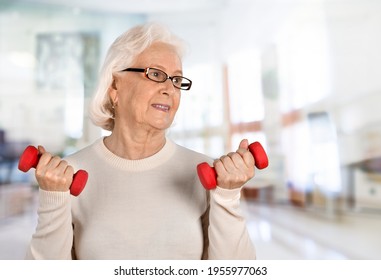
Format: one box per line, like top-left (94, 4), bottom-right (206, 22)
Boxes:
top-left (1, 188), bottom-right (381, 260)
top-left (245, 201), bottom-right (381, 259)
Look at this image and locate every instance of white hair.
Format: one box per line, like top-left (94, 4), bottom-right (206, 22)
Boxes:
top-left (89, 22), bottom-right (187, 131)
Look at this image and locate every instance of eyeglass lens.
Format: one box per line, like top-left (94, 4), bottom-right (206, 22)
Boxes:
top-left (146, 68), bottom-right (191, 90)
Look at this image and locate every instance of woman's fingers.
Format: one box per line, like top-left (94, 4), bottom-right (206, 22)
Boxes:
top-left (35, 147), bottom-right (73, 192)
top-left (214, 139), bottom-right (255, 189)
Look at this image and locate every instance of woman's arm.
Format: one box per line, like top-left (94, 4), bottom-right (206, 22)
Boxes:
top-left (207, 187), bottom-right (256, 259)
top-left (25, 190), bottom-right (73, 259)
top-left (25, 145), bottom-right (75, 259)
top-left (204, 139), bottom-right (257, 259)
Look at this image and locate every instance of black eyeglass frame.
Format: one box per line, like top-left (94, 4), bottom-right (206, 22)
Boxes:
top-left (121, 67), bottom-right (192, 90)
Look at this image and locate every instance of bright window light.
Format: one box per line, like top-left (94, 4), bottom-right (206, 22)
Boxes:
top-left (227, 50), bottom-right (264, 123)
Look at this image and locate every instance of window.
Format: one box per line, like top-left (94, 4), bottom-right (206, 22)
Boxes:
top-left (227, 50), bottom-right (264, 123)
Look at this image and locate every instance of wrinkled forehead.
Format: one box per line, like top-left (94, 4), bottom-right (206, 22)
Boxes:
top-left (133, 42), bottom-right (182, 70)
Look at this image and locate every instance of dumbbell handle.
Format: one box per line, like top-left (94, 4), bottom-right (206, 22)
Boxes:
top-left (197, 142), bottom-right (269, 190)
top-left (18, 145), bottom-right (88, 196)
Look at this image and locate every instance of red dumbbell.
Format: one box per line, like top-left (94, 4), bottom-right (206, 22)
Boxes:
top-left (18, 145), bottom-right (88, 196)
top-left (197, 141), bottom-right (269, 190)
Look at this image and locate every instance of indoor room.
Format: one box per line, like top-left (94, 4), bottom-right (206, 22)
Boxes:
top-left (1, 0), bottom-right (381, 260)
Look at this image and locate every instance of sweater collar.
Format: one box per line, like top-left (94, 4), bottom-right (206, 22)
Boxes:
top-left (95, 137), bottom-right (176, 171)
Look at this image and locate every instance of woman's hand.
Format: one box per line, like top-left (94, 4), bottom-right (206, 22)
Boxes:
top-left (213, 139), bottom-right (255, 190)
top-left (35, 146), bottom-right (74, 192)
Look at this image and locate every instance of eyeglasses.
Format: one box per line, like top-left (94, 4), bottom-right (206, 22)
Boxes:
top-left (121, 67), bottom-right (192, 90)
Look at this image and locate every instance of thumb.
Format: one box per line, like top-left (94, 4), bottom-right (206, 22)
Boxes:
top-left (37, 145), bottom-right (46, 154)
top-left (237, 139), bottom-right (249, 151)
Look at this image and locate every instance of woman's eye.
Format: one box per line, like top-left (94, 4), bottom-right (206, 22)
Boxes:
top-left (149, 70), bottom-right (165, 80)
top-left (173, 77), bottom-right (182, 85)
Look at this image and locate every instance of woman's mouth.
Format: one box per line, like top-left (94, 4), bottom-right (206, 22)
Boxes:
top-left (152, 104), bottom-right (170, 112)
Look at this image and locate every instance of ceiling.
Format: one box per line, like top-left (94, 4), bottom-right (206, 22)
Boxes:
top-left (16, 0), bottom-right (230, 15)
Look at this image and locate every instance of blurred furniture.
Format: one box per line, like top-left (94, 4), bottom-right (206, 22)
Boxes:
top-left (0, 183), bottom-right (33, 219)
top-left (0, 130), bottom-right (30, 184)
top-left (0, 141), bottom-right (29, 184)
top-left (0, 130), bottom-right (34, 219)
top-left (242, 184), bottom-right (275, 203)
top-left (349, 157), bottom-right (381, 210)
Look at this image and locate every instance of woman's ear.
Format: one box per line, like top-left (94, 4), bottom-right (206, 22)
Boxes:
top-left (108, 74), bottom-right (119, 105)
top-left (108, 88), bottom-right (118, 106)
top-left (111, 78), bottom-right (117, 90)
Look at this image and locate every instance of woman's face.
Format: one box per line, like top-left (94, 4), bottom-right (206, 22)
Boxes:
top-left (111, 42), bottom-right (183, 133)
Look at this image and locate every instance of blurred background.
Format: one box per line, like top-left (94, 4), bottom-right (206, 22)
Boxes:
top-left (1, 0), bottom-right (381, 259)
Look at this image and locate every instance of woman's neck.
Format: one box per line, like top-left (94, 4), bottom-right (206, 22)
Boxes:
top-left (104, 126), bottom-right (166, 160)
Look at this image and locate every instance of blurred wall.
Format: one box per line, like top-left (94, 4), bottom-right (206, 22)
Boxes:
top-left (1, 0), bottom-right (380, 210)
top-left (0, 1), bottom-right (144, 153)
top-left (149, 0), bottom-right (381, 208)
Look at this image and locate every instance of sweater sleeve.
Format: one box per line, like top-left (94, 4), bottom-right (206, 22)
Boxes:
top-left (207, 187), bottom-right (256, 260)
top-left (25, 189), bottom-right (73, 260)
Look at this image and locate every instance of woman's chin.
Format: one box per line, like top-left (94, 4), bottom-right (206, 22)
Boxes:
top-left (149, 120), bottom-right (173, 131)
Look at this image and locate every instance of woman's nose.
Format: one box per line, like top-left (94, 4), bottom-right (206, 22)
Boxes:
top-left (162, 78), bottom-right (176, 95)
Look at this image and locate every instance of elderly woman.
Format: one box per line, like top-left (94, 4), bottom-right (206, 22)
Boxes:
top-left (26, 23), bottom-right (256, 260)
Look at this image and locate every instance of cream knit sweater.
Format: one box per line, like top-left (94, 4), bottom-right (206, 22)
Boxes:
top-left (26, 138), bottom-right (256, 260)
